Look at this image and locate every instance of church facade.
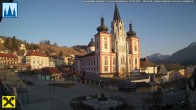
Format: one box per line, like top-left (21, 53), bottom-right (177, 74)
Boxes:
top-left (75, 4), bottom-right (140, 78)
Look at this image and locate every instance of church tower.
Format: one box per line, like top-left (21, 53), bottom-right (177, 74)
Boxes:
top-left (94, 16), bottom-right (112, 77)
top-left (126, 22), bottom-right (140, 72)
top-left (110, 4), bottom-right (127, 77)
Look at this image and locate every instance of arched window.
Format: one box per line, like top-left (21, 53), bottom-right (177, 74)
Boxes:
top-left (121, 56), bottom-right (125, 65)
top-left (134, 41), bottom-right (137, 51)
top-left (135, 58), bottom-right (137, 69)
top-left (104, 56), bottom-right (108, 65)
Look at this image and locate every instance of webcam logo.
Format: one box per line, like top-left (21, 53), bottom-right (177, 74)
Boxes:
top-left (2, 2), bottom-right (18, 18)
top-left (2, 96), bottom-right (16, 108)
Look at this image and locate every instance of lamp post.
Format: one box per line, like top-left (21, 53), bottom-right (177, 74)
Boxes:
top-left (49, 76), bottom-right (51, 92)
top-left (53, 76), bottom-right (55, 92)
top-left (25, 82), bottom-right (29, 104)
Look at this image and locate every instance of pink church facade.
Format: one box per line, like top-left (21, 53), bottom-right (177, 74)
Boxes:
top-left (75, 4), bottom-right (140, 78)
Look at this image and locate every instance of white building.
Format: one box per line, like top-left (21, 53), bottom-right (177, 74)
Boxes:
top-left (75, 4), bottom-right (140, 78)
top-left (140, 58), bottom-right (157, 74)
top-left (25, 50), bottom-right (52, 70)
top-left (0, 38), bottom-right (4, 44)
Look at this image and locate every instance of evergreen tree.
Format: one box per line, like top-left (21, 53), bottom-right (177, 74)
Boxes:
top-left (59, 51), bottom-right (63, 57)
top-left (4, 38), bottom-right (9, 48)
top-left (12, 36), bottom-right (17, 50)
top-left (8, 38), bottom-right (12, 51)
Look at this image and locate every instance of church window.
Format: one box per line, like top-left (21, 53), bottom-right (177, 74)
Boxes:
top-left (96, 42), bottom-right (99, 50)
top-left (135, 58), bottom-right (137, 69)
top-left (104, 56), bottom-right (108, 65)
top-left (135, 41), bottom-right (137, 51)
top-left (121, 56), bottom-right (125, 65)
top-left (129, 58), bottom-right (131, 65)
top-left (113, 66), bottom-right (116, 72)
top-left (135, 58), bottom-right (137, 65)
top-left (97, 57), bottom-right (99, 65)
top-left (104, 42), bottom-right (107, 49)
top-left (104, 66), bottom-right (108, 72)
top-left (113, 58), bottom-right (116, 65)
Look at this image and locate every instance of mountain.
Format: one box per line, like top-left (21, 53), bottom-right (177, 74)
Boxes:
top-left (167, 41), bottom-right (196, 65)
top-left (146, 53), bottom-right (170, 63)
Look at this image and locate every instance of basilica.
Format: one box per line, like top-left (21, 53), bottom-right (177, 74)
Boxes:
top-left (75, 4), bottom-right (140, 78)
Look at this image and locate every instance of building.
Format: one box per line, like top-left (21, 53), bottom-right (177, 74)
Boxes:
top-left (25, 50), bottom-right (51, 70)
top-left (0, 38), bottom-right (4, 44)
top-left (187, 69), bottom-right (196, 110)
top-left (64, 55), bottom-right (75, 66)
top-left (0, 53), bottom-right (18, 67)
top-left (185, 66), bottom-right (195, 78)
top-left (140, 58), bottom-right (157, 74)
top-left (37, 67), bottom-right (62, 80)
top-left (75, 4), bottom-right (140, 78)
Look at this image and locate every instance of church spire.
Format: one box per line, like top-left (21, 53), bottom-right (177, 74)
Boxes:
top-left (126, 21), bottom-right (136, 37)
top-left (97, 16), bottom-right (108, 32)
top-left (113, 4), bottom-right (121, 21)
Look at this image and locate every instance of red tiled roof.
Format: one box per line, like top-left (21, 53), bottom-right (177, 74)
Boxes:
top-left (41, 67), bottom-right (62, 75)
top-left (0, 53), bottom-right (17, 58)
top-left (26, 50), bottom-right (48, 57)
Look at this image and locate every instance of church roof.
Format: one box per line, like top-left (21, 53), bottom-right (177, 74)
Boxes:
top-left (97, 16), bottom-right (108, 32)
top-left (113, 4), bottom-right (121, 21)
top-left (126, 21), bottom-right (136, 37)
top-left (87, 38), bottom-right (95, 47)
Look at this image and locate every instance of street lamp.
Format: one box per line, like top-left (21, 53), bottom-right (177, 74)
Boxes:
top-left (100, 79), bottom-right (102, 88)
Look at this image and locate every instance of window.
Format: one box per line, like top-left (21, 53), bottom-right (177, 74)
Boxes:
top-left (96, 42), bottom-right (99, 50)
top-left (104, 66), bottom-right (108, 72)
top-left (104, 56), bottom-right (108, 65)
top-left (113, 58), bottom-right (116, 65)
top-left (135, 58), bottom-right (137, 69)
top-left (121, 56), bottom-right (125, 65)
top-left (135, 58), bottom-right (137, 65)
top-left (97, 57), bottom-right (99, 65)
top-left (96, 66), bottom-right (98, 71)
top-left (104, 42), bottom-right (107, 49)
top-left (113, 66), bottom-right (116, 72)
top-left (135, 41), bottom-right (137, 51)
top-left (129, 58), bottom-right (131, 65)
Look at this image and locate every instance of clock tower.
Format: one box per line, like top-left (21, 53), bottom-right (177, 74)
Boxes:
top-left (111, 4), bottom-right (127, 77)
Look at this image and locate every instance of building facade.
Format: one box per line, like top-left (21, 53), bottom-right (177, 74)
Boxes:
top-left (75, 4), bottom-right (140, 78)
top-left (0, 53), bottom-right (18, 67)
top-left (140, 58), bottom-right (157, 74)
top-left (25, 50), bottom-right (50, 70)
top-left (187, 69), bottom-right (196, 110)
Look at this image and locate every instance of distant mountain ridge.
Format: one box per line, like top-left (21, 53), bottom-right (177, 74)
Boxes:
top-left (146, 53), bottom-right (170, 63)
top-left (147, 41), bottom-right (196, 65)
top-left (167, 41), bottom-right (196, 65)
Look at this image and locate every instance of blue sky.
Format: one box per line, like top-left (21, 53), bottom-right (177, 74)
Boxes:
top-left (0, 0), bottom-right (196, 57)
